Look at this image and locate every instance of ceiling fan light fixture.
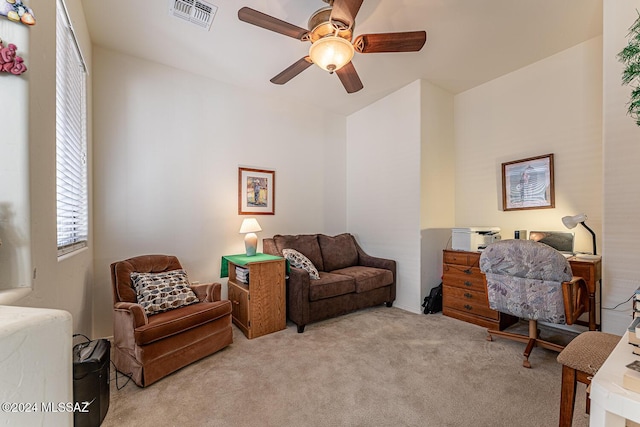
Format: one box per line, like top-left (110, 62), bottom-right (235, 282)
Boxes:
top-left (309, 35), bottom-right (354, 73)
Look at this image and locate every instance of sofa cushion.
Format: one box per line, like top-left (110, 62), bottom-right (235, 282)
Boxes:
top-left (309, 272), bottom-right (355, 301)
top-left (282, 248), bottom-right (320, 279)
top-left (331, 266), bottom-right (394, 293)
top-left (319, 233), bottom-right (358, 272)
top-left (134, 300), bottom-right (232, 345)
top-left (273, 234), bottom-right (324, 271)
top-left (131, 269), bottom-right (199, 315)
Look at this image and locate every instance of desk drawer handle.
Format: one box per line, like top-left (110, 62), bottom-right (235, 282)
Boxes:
top-left (464, 304), bottom-right (473, 311)
top-left (464, 281), bottom-right (473, 287)
top-left (464, 292), bottom-right (473, 299)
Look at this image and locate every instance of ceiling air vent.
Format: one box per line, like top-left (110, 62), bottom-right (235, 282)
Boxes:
top-left (168, 0), bottom-right (217, 31)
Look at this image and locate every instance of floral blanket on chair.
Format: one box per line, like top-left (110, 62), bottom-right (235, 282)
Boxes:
top-left (479, 239), bottom-right (572, 324)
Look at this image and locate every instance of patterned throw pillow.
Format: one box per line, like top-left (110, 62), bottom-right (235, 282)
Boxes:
top-left (130, 269), bottom-right (199, 315)
top-left (282, 248), bottom-right (320, 280)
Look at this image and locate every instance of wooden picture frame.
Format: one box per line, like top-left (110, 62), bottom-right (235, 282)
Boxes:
top-left (238, 167), bottom-right (275, 215)
top-left (502, 154), bottom-right (555, 211)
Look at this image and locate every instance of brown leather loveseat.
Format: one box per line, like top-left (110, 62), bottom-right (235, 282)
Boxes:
top-left (263, 233), bottom-right (396, 333)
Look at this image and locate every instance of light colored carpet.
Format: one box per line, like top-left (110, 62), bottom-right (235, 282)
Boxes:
top-left (102, 307), bottom-right (589, 427)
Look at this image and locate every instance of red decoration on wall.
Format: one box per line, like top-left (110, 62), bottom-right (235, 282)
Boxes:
top-left (0, 38), bottom-right (26, 75)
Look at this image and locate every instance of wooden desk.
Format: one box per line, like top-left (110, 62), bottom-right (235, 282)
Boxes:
top-left (567, 256), bottom-right (602, 331)
top-left (590, 331), bottom-right (640, 426)
top-left (442, 250), bottom-right (601, 332)
top-left (442, 250), bottom-right (518, 330)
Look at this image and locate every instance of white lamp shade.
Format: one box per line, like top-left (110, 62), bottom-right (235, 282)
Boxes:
top-left (309, 36), bottom-right (355, 72)
top-left (239, 218), bottom-right (262, 234)
top-left (562, 213), bottom-right (588, 229)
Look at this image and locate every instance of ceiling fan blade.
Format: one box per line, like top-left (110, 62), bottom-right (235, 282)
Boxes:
top-left (336, 62), bottom-right (363, 94)
top-left (354, 31), bottom-right (427, 53)
top-left (270, 57), bottom-right (313, 85)
top-left (330, 0), bottom-right (364, 28)
top-left (238, 7), bottom-right (309, 40)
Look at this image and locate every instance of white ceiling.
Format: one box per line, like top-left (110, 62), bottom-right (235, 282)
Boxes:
top-left (80, 0), bottom-right (603, 116)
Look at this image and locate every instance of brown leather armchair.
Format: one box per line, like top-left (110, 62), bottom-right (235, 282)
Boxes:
top-left (110, 255), bottom-right (233, 387)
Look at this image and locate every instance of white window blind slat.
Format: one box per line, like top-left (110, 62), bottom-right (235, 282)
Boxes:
top-left (56, 0), bottom-right (88, 256)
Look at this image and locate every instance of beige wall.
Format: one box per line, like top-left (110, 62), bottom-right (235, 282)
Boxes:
top-left (347, 80), bottom-right (423, 313)
top-left (347, 80), bottom-right (455, 313)
top-left (8, 0), bottom-right (95, 337)
top-left (451, 8), bottom-right (640, 335)
top-left (12, 0), bottom-right (637, 338)
top-left (346, 36), bottom-right (604, 318)
top-left (602, 0), bottom-right (640, 334)
top-left (420, 82), bottom-right (455, 300)
top-left (453, 35), bottom-right (608, 329)
top-left (91, 47), bottom-right (348, 337)
top-left (421, 82), bottom-right (455, 231)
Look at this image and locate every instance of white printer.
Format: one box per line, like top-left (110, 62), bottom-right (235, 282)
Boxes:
top-left (451, 227), bottom-right (501, 252)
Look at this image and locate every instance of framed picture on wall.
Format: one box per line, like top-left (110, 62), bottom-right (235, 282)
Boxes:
top-left (238, 167), bottom-right (275, 215)
top-left (502, 154), bottom-right (555, 211)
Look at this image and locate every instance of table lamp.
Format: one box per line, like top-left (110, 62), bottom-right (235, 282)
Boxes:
top-left (239, 218), bottom-right (262, 256)
top-left (562, 213), bottom-right (597, 255)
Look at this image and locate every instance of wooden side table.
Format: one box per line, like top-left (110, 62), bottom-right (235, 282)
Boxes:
top-left (221, 254), bottom-right (286, 339)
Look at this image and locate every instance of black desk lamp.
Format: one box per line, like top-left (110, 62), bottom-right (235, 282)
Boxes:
top-left (562, 213), bottom-right (597, 255)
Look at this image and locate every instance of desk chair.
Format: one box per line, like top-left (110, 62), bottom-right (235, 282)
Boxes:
top-left (556, 331), bottom-right (619, 427)
top-left (480, 240), bottom-right (589, 368)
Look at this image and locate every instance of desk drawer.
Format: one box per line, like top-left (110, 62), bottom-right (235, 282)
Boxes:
top-left (443, 285), bottom-right (498, 320)
top-left (442, 250), bottom-right (519, 331)
top-left (443, 266), bottom-right (486, 292)
top-left (443, 251), bottom-right (481, 266)
top-left (569, 264), bottom-right (592, 282)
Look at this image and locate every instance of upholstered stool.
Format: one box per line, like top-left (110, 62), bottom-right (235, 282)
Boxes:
top-left (557, 331), bottom-right (620, 427)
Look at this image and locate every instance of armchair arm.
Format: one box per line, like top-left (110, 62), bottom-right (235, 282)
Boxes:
top-left (359, 252), bottom-right (396, 272)
top-left (114, 301), bottom-right (148, 328)
top-left (286, 267), bottom-right (311, 328)
top-left (354, 241), bottom-right (396, 301)
top-left (113, 302), bottom-right (147, 352)
top-left (561, 276), bottom-right (589, 325)
top-left (354, 240), bottom-right (396, 272)
top-left (191, 283), bottom-right (222, 302)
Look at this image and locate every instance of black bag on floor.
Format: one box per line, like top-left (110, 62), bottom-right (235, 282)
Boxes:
top-left (422, 283), bottom-right (443, 314)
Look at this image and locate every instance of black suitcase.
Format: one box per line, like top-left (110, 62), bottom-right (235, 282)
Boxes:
top-left (73, 339), bottom-right (110, 427)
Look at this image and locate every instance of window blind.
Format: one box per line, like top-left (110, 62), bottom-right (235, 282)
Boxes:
top-left (56, 0), bottom-right (88, 256)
